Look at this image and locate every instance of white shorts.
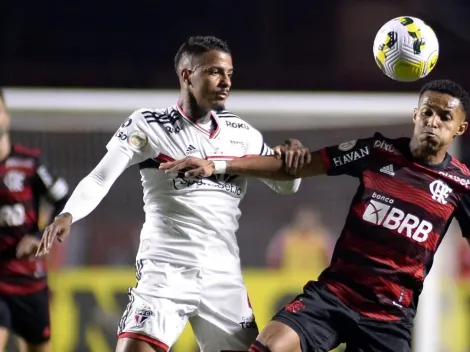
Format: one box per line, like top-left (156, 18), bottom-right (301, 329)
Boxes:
top-left (117, 259), bottom-right (258, 352)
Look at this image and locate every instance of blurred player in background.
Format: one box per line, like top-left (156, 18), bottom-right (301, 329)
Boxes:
top-left (0, 90), bottom-right (69, 352)
top-left (36, 36), bottom-right (302, 352)
top-left (161, 79), bottom-right (470, 352)
top-left (266, 205), bottom-right (331, 274)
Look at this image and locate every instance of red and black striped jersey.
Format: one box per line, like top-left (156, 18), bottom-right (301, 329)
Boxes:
top-left (0, 143), bottom-right (69, 295)
top-left (317, 132), bottom-right (470, 321)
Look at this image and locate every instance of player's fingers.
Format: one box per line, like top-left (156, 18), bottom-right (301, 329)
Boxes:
top-left (163, 161), bottom-right (190, 174)
top-left (285, 150), bottom-right (294, 170)
top-left (36, 230), bottom-right (49, 256)
top-left (46, 227), bottom-right (57, 252)
top-left (184, 167), bottom-right (205, 178)
top-left (159, 159), bottom-right (186, 170)
top-left (272, 146), bottom-right (283, 159)
top-left (305, 149), bottom-right (312, 165)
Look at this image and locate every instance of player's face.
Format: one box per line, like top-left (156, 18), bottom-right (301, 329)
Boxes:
top-left (0, 98), bottom-right (10, 136)
top-left (412, 91), bottom-right (467, 151)
top-left (186, 50), bottom-right (233, 111)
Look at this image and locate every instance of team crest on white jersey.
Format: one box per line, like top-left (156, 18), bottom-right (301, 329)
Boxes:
top-left (429, 180), bottom-right (452, 205)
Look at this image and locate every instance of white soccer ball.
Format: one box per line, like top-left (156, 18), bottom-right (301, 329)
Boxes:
top-left (373, 16), bottom-right (439, 82)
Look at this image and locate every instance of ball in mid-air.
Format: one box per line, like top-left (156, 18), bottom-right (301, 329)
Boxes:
top-left (373, 16), bottom-right (439, 82)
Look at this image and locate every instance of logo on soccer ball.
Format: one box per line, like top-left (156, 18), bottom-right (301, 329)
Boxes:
top-left (429, 180), bottom-right (452, 205)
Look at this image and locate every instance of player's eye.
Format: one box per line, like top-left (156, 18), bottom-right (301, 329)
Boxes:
top-left (422, 109), bottom-right (433, 117)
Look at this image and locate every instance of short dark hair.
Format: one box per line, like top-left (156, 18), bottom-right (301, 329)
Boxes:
top-left (419, 79), bottom-right (470, 120)
top-left (174, 36), bottom-right (230, 71)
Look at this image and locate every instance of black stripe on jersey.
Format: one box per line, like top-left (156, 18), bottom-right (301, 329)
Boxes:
top-left (216, 111), bottom-right (240, 119)
top-left (139, 159), bottom-right (160, 170)
top-left (142, 110), bottom-right (181, 125)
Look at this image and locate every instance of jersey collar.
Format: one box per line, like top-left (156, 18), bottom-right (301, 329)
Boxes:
top-left (176, 103), bottom-right (221, 139)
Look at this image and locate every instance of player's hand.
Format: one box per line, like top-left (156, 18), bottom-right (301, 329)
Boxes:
top-left (36, 213), bottom-right (73, 257)
top-left (159, 157), bottom-right (215, 178)
top-left (16, 235), bottom-right (41, 259)
top-left (273, 138), bottom-right (311, 175)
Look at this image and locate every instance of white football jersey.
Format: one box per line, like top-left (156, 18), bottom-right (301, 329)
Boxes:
top-left (106, 105), bottom-right (300, 272)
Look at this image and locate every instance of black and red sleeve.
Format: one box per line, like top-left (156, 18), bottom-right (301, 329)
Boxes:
top-left (455, 193), bottom-right (470, 238)
top-left (319, 137), bottom-right (375, 177)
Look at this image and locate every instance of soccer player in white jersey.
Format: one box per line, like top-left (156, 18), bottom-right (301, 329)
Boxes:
top-left (36, 36), bottom-right (302, 352)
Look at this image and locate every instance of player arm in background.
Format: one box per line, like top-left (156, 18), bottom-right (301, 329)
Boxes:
top-left (226, 137), bottom-right (375, 180)
top-left (455, 193), bottom-right (470, 247)
top-left (33, 156), bottom-right (70, 237)
top-left (246, 129), bottom-right (301, 194)
top-left (59, 109), bottom-right (160, 224)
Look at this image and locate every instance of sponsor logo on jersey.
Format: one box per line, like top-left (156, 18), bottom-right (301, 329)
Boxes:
top-left (373, 140), bottom-right (396, 153)
top-left (225, 121), bottom-right (249, 130)
top-left (429, 180), bottom-right (452, 205)
top-left (333, 147), bottom-right (369, 167)
top-left (438, 171), bottom-right (470, 188)
top-left (362, 193), bottom-right (432, 243)
top-left (115, 131), bottom-right (127, 141)
top-left (379, 164), bottom-right (395, 176)
top-left (172, 174), bottom-right (243, 196)
top-left (338, 140), bottom-right (357, 151)
top-left (185, 144), bottom-right (199, 155)
top-left (5, 158), bottom-right (34, 168)
top-left (239, 315), bottom-right (258, 329)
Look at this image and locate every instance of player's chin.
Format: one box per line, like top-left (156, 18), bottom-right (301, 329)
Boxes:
top-left (211, 101), bottom-right (226, 112)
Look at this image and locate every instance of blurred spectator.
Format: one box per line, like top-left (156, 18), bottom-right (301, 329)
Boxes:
top-left (265, 205), bottom-right (332, 276)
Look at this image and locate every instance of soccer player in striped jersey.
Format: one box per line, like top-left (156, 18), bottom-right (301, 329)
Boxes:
top-left (160, 79), bottom-right (470, 352)
top-left (0, 90), bottom-right (70, 352)
top-left (36, 36), bottom-right (302, 352)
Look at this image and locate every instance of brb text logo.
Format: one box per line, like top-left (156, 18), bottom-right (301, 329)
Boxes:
top-left (362, 192), bottom-right (432, 242)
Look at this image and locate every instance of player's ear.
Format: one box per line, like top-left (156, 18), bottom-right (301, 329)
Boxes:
top-left (456, 121), bottom-right (468, 136)
top-left (181, 68), bottom-right (192, 87)
top-left (412, 108), bottom-right (418, 123)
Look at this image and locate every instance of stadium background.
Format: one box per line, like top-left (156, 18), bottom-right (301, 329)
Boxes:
top-left (2, 1), bottom-right (470, 351)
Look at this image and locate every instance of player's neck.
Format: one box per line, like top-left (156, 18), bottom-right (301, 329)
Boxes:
top-left (409, 138), bottom-right (447, 165)
top-left (178, 96), bottom-right (212, 124)
top-left (0, 134), bottom-right (11, 162)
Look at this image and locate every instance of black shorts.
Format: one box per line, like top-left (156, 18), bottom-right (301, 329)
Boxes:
top-left (0, 287), bottom-right (51, 344)
top-left (273, 281), bottom-right (412, 352)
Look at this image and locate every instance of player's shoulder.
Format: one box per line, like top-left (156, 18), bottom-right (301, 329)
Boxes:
top-left (443, 156), bottom-right (470, 187)
top-left (131, 106), bottom-right (179, 125)
top-left (370, 132), bottom-right (409, 154)
top-left (214, 109), bottom-right (254, 131)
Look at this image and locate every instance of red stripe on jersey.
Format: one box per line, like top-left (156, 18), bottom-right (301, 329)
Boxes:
top-left (0, 279), bottom-right (46, 295)
top-left (450, 158), bottom-right (470, 176)
top-left (363, 170), bottom-right (454, 220)
top-left (333, 258), bottom-right (414, 309)
top-left (206, 154), bottom-right (260, 160)
top-left (340, 228), bottom-right (426, 280)
top-left (325, 282), bottom-right (403, 321)
top-left (155, 153), bottom-right (175, 163)
top-left (319, 148), bottom-right (331, 172)
top-left (12, 144), bottom-right (41, 157)
top-left (351, 204), bottom-right (441, 252)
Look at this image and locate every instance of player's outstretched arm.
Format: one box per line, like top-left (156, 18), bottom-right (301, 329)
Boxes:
top-left (36, 148), bottom-right (132, 256)
top-left (160, 150), bottom-right (326, 180)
